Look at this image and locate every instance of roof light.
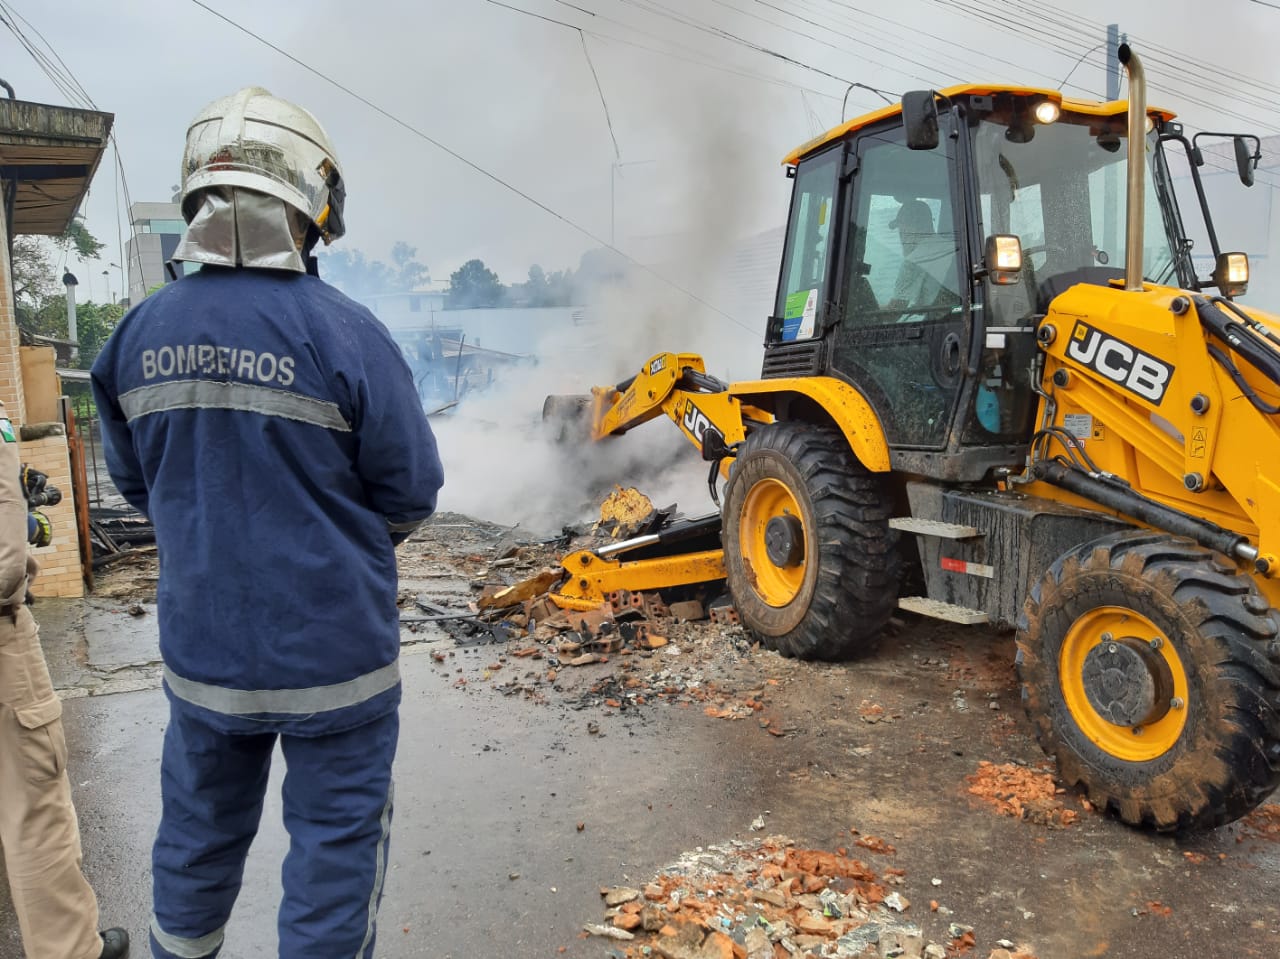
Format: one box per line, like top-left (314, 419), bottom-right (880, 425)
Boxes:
top-left (1213, 252), bottom-right (1249, 297)
top-left (985, 234), bottom-right (1023, 285)
top-left (1034, 100), bottom-right (1060, 124)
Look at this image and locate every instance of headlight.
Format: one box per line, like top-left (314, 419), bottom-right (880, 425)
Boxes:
top-left (1212, 251), bottom-right (1249, 297)
top-left (1034, 100), bottom-right (1060, 124)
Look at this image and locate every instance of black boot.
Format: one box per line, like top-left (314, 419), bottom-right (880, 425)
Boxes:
top-left (99, 928), bottom-right (130, 959)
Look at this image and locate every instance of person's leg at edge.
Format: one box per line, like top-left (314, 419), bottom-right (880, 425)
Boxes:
top-left (0, 606), bottom-right (114, 959)
top-left (150, 704), bottom-right (274, 959)
top-left (277, 710), bottom-right (399, 959)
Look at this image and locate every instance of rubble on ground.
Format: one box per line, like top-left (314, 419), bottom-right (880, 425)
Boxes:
top-left (1239, 804), bottom-right (1280, 841)
top-left (964, 762), bottom-right (1080, 828)
top-left (398, 494), bottom-right (803, 732)
top-left (584, 834), bottom-right (1037, 959)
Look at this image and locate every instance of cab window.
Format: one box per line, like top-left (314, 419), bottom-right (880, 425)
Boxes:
top-left (775, 149), bottom-right (839, 341)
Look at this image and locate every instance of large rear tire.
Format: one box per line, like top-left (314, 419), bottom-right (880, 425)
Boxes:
top-left (722, 422), bottom-right (898, 660)
top-left (1017, 531), bottom-right (1280, 831)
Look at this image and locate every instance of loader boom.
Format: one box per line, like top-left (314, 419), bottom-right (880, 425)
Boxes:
top-left (560, 351), bottom-right (771, 475)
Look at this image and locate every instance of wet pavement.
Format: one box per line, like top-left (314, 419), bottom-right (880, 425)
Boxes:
top-left (2, 594), bottom-right (1279, 958)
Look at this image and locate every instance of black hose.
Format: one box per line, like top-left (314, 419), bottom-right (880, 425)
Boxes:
top-left (1195, 295), bottom-right (1280, 387)
top-left (1207, 343), bottom-right (1280, 414)
top-left (1035, 460), bottom-right (1246, 558)
top-left (656, 512), bottom-right (722, 546)
top-left (678, 368), bottom-right (729, 393)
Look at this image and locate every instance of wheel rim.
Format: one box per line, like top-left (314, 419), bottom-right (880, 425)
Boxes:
top-left (1059, 606), bottom-right (1189, 762)
top-left (740, 477), bottom-right (807, 608)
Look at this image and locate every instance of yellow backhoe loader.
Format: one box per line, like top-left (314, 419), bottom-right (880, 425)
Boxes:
top-left (547, 46), bottom-right (1280, 832)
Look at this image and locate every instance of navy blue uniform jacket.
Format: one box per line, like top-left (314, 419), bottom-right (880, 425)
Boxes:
top-left (91, 267), bottom-right (444, 735)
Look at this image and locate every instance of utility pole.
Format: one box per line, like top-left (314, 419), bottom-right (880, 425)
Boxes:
top-left (611, 159), bottom-right (656, 247)
top-left (62, 271), bottom-right (79, 363)
top-left (1105, 23), bottom-right (1122, 101)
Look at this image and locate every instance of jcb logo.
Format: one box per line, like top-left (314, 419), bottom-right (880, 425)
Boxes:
top-left (1065, 321), bottom-right (1174, 405)
top-left (649, 356), bottom-right (667, 376)
top-left (683, 399), bottom-right (712, 442)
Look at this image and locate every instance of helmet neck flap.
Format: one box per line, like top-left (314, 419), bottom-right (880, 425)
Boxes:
top-left (173, 186), bottom-right (311, 273)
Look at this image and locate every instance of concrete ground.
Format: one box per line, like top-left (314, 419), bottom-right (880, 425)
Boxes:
top-left (1, 587), bottom-right (1277, 959)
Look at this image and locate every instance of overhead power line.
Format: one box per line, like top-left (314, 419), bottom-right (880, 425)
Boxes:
top-left (579, 32), bottom-right (621, 161)
top-left (611, 0), bottom-right (898, 102)
top-left (186, 0), bottom-right (757, 334)
top-left (727, 0), bottom-right (964, 87)
top-left (993, 0), bottom-right (1280, 121)
top-left (479, 2), bottom-right (852, 109)
top-left (0, 0), bottom-right (143, 298)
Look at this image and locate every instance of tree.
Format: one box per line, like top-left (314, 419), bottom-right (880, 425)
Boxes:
top-left (446, 259), bottom-right (504, 309)
top-left (59, 218), bottom-right (105, 260)
top-left (16, 290), bottom-right (122, 369)
top-left (73, 302), bottom-right (125, 368)
top-left (507, 263), bottom-right (577, 308)
top-left (389, 242), bottom-right (429, 291)
top-left (10, 220), bottom-right (107, 325)
top-left (10, 237), bottom-right (57, 318)
top-left (544, 267), bottom-right (575, 307)
top-left (317, 242), bottom-right (430, 299)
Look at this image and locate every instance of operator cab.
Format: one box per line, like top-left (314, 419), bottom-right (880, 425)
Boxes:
top-left (764, 86), bottom-right (1253, 482)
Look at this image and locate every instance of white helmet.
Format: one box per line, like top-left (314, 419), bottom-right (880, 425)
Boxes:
top-left (180, 86), bottom-right (346, 245)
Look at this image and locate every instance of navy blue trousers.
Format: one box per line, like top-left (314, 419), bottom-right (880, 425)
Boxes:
top-left (149, 705), bottom-right (398, 958)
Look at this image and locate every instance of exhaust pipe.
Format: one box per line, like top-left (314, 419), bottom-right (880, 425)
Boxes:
top-left (1118, 44), bottom-right (1146, 292)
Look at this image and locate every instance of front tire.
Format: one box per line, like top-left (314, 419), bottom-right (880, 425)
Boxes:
top-left (1017, 531), bottom-right (1280, 831)
top-left (722, 422), bottom-right (898, 660)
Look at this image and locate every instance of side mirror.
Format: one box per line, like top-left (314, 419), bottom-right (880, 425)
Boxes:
top-left (1234, 136), bottom-right (1258, 187)
top-left (1212, 251), bottom-right (1249, 297)
top-left (901, 91), bottom-right (940, 151)
top-left (985, 235), bottom-right (1024, 285)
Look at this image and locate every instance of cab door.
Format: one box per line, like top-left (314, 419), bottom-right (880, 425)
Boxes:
top-left (828, 119), bottom-right (970, 450)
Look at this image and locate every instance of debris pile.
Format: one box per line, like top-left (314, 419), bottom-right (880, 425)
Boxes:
top-left (455, 584), bottom-right (782, 729)
top-left (398, 488), bottom-right (801, 726)
top-left (585, 835), bottom-right (1037, 958)
top-left (965, 762), bottom-right (1079, 829)
top-left (1240, 804), bottom-right (1280, 841)
top-left (594, 485), bottom-right (675, 539)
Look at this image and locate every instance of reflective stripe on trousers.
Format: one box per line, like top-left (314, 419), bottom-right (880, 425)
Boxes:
top-left (149, 921), bottom-right (226, 959)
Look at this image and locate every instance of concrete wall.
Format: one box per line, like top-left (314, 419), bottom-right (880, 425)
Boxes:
top-left (22, 427), bottom-right (82, 598)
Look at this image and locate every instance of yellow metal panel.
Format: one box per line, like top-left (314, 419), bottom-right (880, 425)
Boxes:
top-left (1032, 283), bottom-right (1280, 602)
top-left (728, 377), bottom-right (890, 472)
top-left (782, 84), bottom-right (1175, 165)
top-left (593, 351), bottom-right (708, 440)
top-left (553, 549), bottom-right (727, 607)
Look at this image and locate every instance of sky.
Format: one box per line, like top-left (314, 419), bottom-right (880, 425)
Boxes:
top-left (4, 0), bottom-right (1280, 306)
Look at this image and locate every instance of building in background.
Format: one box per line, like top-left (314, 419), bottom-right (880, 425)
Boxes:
top-left (125, 200), bottom-right (187, 303)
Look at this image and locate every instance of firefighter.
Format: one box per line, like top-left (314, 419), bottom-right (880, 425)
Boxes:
top-left (0, 447), bottom-right (130, 959)
top-left (90, 87), bottom-right (444, 958)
